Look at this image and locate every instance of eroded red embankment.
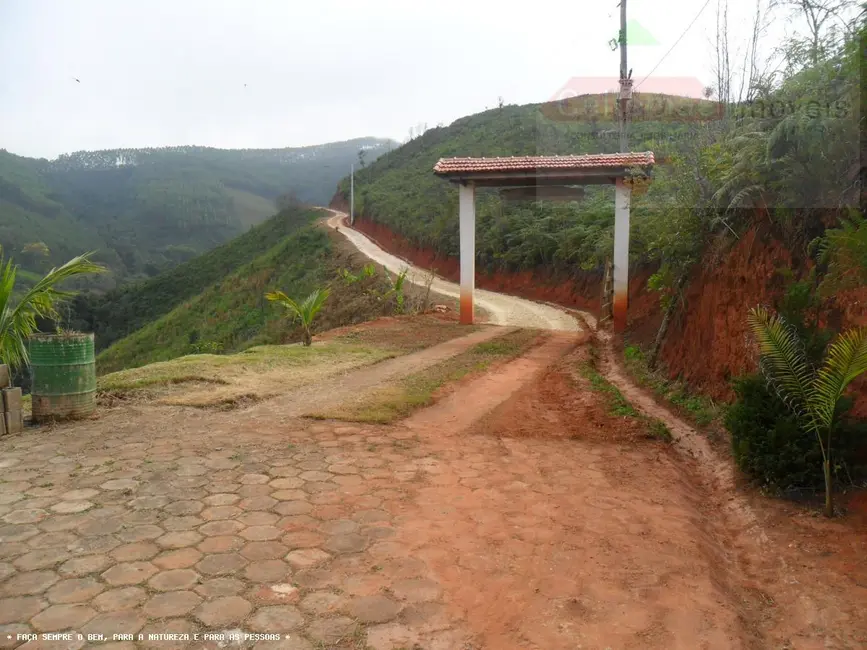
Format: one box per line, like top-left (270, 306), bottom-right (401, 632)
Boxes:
top-left (348, 215), bottom-right (605, 313)
top-left (334, 199), bottom-right (866, 416)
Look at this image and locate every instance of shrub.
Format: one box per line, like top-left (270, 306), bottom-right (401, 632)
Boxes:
top-left (726, 374), bottom-right (865, 492)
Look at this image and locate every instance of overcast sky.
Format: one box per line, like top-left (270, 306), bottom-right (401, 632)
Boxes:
top-left (1, 0), bottom-right (788, 159)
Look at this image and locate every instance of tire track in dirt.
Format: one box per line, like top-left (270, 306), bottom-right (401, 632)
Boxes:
top-left (244, 326), bottom-right (515, 421)
top-left (389, 338), bottom-right (754, 649)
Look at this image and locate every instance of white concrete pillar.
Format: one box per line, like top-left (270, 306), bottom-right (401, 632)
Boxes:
top-left (459, 182), bottom-right (476, 325)
top-left (613, 179), bottom-right (631, 332)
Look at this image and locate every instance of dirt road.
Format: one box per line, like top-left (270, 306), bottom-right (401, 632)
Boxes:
top-left (325, 210), bottom-right (580, 332)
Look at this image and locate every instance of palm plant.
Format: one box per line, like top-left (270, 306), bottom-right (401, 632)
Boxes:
top-left (265, 287), bottom-right (330, 347)
top-left (384, 268), bottom-right (409, 314)
top-left (0, 249), bottom-right (105, 371)
top-left (747, 306), bottom-right (867, 516)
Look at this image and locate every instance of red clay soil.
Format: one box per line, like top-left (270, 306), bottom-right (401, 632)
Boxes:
top-left (401, 346), bottom-right (748, 648)
top-left (336, 207), bottom-right (867, 415)
top-left (452, 345), bottom-right (867, 649)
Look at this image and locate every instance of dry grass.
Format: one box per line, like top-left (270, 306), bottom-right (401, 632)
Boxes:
top-left (318, 312), bottom-right (480, 354)
top-left (311, 329), bottom-right (542, 423)
top-left (96, 314), bottom-right (483, 409)
top-left (98, 341), bottom-right (396, 409)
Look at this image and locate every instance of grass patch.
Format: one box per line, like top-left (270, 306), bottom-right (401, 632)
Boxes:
top-left (622, 344), bottom-right (719, 428)
top-left (580, 362), bottom-right (638, 417)
top-left (580, 349), bottom-right (673, 443)
top-left (313, 329), bottom-right (541, 423)
top-left (98, 341), bottom-right (396, 408)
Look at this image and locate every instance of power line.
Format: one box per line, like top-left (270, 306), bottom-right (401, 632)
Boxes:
top-left (635, 0), bottom-right (714, 90)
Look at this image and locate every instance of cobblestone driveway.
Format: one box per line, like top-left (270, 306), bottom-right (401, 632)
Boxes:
top-left (0, 414), bottom-right (473, 650)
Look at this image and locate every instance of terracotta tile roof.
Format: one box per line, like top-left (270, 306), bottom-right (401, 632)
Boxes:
top-left (433, 152), bottom-right (654, 175)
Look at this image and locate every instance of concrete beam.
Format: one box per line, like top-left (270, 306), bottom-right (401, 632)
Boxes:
top-left (459, 182), bottom-right (476, 325)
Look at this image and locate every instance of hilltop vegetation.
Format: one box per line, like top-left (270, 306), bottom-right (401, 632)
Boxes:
top-left (338, 23), bottom-right (862, 293)
top-left (1, 138), bottom-right (394, 283)
top-left (68, 205), bottom-right (324, 349)
top-left (93, 206), bottom-right (424, 373)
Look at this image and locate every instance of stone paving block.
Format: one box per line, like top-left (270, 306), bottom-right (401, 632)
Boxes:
top-left (194, 577), bottom-right (246, 599)
top-left (285, 549), bottom-right (330, 570)
top-left (143, 590), bottom-right (201, 617)
top-left (147, 568), bottom-right (200, 592)
top-left (152, 547), bottom-right (202, 570)
top-left (30, 603), bottom-right (96, 632)
top-left (299, 591), bottom-right (343, 616)
top-left (195, 553), bottom-right (248, 576)
top-left (0, 571), bottom-right (59, 597)
top-left (110, 542), bottom-right (159, 563)
top-left (193, 596), bottom-right (252, 627)
top-left (92, 587), bottom-right (147, 612)
top-left (306, 617), bottom-right (357, 644)
top-left (244, 560), bottom-right (289, 583)
top-left (46, 578), bottom-right (105, 604)
top-left (80, 610), bottom-right (146, 637)
top-left (101, 562), bottom-right (158, 586)
top-left (247, 605), bottom-right (304, 632)
top-left (349, 594), bottom-right (402, 623)
top-left (0, 596), bottom-right (46, 625)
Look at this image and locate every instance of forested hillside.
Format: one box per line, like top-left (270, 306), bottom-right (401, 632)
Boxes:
top-left (333, 10), bottom-right (866, 415)
top-left (94, 206), bottom-right (397, 373)
top-left (68, 205), bottom-right (323, 350)
top-left (0, 137), bottom-right (394, 283)
top-left (335, 28), bottom-right (861, 297)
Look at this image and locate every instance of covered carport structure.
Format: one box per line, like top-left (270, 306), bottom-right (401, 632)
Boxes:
top-left (433, 152), bottom-right (654, 331)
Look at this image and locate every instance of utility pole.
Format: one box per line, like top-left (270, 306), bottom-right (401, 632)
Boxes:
top-left (613, 0), bottom-right (633, 333)
top-left (350, 164), bottom-right (355, 226)
top-left (619, 0), bottom-right (631, 153)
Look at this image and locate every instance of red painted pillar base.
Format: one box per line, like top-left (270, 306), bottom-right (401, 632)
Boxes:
top-left (460, 292), bottom-right (474, 325)
top-left (459, 183), bottom-right (476, 325)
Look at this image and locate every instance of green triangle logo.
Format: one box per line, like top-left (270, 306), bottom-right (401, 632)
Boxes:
top-left (626, 19), bottom-right (659, 46)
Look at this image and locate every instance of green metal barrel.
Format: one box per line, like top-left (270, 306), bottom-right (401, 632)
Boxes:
top-left (29, 333), bottom-right (96, 422)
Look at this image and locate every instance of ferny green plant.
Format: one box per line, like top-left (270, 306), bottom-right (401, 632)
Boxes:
top-left (0, 248), bottom-right (105, 371)
top-left (747, 306), bottom-right (867, 517)
top-left (265, 287), bottom-right (330, 347)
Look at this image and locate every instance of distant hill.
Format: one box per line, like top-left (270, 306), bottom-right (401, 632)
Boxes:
top-left (68, 204), bottom-right (323, 349)
top-left (91, 205), bottom-right (396, 373)
top-left (0, 137), bottom-right (395, 284)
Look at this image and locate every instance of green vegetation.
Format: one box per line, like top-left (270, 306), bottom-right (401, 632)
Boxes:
top-left (580, 363), bottom-right (638, 418)
top-left (580, 353), bottom-right (673, 443)
top-left (725, 375), bottom-right (864, 495)
top-left (69, 206), bottom-right (324, 350)
top-left (0, 249), bottom-right (104, 370)
top-left (266, 288), bottom-right (331, 347)
top-left (340, 9), bottom-right (863, 371)
top-left (746, 306), bottom-right (867, 516)
top-left (622, 344), bottom-right (719, 428)
top-left (0, 138), bottom-right (394, 281)
top-left (312, 329), bottom-right (540, 423)
top-left (95, 209), bottom-right (449, 374)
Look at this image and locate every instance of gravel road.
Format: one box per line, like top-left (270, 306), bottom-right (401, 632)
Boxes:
top-left (325, 210), bottom-right (580, 332)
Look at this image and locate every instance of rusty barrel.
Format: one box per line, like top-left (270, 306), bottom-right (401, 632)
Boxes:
top-left (29, 333), bottom-right (96, 422)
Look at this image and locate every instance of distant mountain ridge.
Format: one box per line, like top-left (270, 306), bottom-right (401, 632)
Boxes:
top-left (0, 137), bottom-right (395, 286)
